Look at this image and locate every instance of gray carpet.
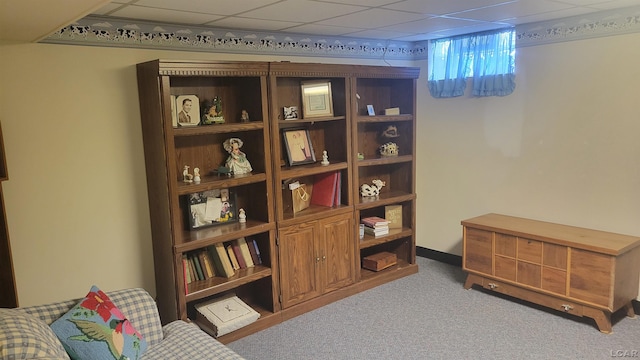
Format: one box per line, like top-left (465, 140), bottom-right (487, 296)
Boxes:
top-left (228, 257), bottom-right (640, 359)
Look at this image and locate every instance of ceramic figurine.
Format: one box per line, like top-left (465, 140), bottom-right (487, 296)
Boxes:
top-left (223, 137), bottom-right (253, 175)
top-left (238, 208), bottom-right (246, 223)
top-left (193, 167), bottom-right (201, 184)
top-left (241, 109), bottom-right (250, 122)
top-left (360, 179), bottom-right (385, 197)
top-left (321, 150), bottom-right (329, 166)
top-left (183, 165), bottom-right (193, 183)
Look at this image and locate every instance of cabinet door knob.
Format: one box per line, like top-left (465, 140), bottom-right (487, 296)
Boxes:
top-left (561, 304), bottom-right (573, 312)
top-left (316, 257), bottom-right (321, 263)
top-left (488, 283), bottom-right (498, 289)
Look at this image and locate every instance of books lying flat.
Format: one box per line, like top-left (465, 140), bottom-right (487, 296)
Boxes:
top-left (195, 294), bottom-right (260, 338)
top-left (364, 225), bottom-right (389, 237)
top-left (361, 216), bottom-right (389, 228)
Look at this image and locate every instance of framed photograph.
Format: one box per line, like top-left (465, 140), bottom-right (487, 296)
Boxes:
top-left (300, 80), bottom-right (333, 118)
top-left (175, 95), bottom-right (200, 127)
top-left (187, 189), bottom-right (237, 229)
top-left (283, 106), bottom-right (299, 120)
top-left (282, 128), bottom-right (316, 166)
top-left (367, 104), bottom-right (375, 116)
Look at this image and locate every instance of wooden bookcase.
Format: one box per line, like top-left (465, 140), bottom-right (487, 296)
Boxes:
top-left (350, 66), bottom-right (419, 284)
top-left (136, 60), bottom-right (279, 342)
top-left (268, 63), bottom-right (356, 311)
top-left (137, 60), bottom-right (419, 341)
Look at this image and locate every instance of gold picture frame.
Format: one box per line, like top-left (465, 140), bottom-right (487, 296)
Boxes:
top-left (300, 80), bottom-right (333, 118)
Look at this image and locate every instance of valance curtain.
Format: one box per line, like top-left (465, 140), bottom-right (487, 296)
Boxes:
top-left (428, 28), bottom-right (516, 98)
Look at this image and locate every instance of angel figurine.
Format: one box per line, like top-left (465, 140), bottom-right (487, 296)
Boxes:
top-left (223, 137), bottom-right (253, 175)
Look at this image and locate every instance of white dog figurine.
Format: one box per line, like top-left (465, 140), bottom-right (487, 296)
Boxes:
top-left (360, 179), bottom-right (386, 197)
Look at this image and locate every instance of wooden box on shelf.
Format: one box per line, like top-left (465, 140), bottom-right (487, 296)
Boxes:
top-left (362, 251), bottom-right (397, 271)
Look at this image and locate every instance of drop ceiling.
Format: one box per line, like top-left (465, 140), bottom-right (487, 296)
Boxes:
top-left (2, 0), bottom-right (639, 43)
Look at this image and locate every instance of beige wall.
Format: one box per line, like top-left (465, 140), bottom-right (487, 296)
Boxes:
top-left (415, 33), bottom-right (640, 255)
top-left (1, 32), bottom-right (638, 306)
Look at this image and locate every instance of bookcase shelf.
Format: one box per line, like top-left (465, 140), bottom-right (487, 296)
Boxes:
top-left (359, 228), bottom-right (413, 249)
top-left (186, 265), bottom-right (272, 302)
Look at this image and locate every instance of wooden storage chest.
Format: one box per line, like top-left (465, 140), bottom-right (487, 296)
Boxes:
top-left (462, 213), bottom-right (640, 333)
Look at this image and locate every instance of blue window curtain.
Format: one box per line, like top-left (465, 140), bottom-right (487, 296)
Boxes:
top-left (471, 30), bottom-right (516, 96)
top-left (428, 36), bottom-right (473, 98)
top-left (428, 28), bottom-right (515, 98)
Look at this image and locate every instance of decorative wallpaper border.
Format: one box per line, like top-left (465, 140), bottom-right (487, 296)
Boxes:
top-left (41, 5), bottom-right (640, 60)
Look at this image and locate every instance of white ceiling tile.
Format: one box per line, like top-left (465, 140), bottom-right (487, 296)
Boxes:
top-left (451, 0), bottom-right (576, 22)
top-left (239, 0), bottom-right (366, 22)
top-left (501, 6), bottom-right (601, 24)
top-left (383, 0), bottom-right (516, 16)
top-left (91, 3), bottom-right (125, 16)
top-left (379, 16), bottom-right (484, 34)
top-left (281, 23), bottom-right (364, 36)
top-left (111, 5), bottom-right (223, 24)
top-left (343, 28), bottom-right (416, 40)
top-left (587, 0), bottom-right (640, 9)
top-left (133, 0), bottom-right (282, 16)
top-left (207, 17), bottom-right (303, 31)
top-left (316, 8), bottom-right (427, 28)
top-left (313, 0), bottom-right (399, 6)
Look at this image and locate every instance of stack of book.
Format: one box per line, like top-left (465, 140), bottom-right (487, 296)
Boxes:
top-left (361, 216), bottom-right (389, 237)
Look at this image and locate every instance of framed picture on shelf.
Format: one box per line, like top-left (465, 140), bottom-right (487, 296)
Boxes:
top-left (175, 95), bottom-right (200, 127)
top-left (187, 189), bottom-right (237, 229)
top-left (282, 128), bottom-right (316, 166)
top-left (300, 80), bottom-right (333, 118)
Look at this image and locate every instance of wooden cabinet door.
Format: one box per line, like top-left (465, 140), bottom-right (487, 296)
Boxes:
top-left (279, 222), bottom-right (321, 308)
top-left (319, 215), bottom-right (355, 293)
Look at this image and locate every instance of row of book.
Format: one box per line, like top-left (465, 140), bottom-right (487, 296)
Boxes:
top-left (183, 237), bottom-right (263, 289)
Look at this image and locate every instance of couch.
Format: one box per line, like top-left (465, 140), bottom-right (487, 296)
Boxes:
top-left (0, 287), bottom-right (245, 360)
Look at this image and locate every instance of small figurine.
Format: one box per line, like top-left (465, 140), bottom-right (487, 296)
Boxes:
top-left (240, 109), bottom-right (250, 122)
top-left (223, 137), bottom-right (253, 175)
top-left (381, 125), bottom-right (399, 138)
top-left (183, 165), bottom-right (193, 183)
top-left (360, 179), bottom-right (385, 197)
top-left (193, 167), bottom-right (201, 184)
top-left (238, 208), bottom-right (246, 223)
top-left (321, 150), bottom-right (329, 166)
top-left (379, 142), bottom-right (399, 157)
top-left (357, 152), bottom-right (365, 160)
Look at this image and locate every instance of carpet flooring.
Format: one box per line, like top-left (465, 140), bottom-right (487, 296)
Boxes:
top-left (228, 257), bottom-right (640, 359)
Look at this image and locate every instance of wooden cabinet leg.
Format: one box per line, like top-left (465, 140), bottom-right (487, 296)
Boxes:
top-left (464, 273), bottom-right (481, 289)
top-left (583, 307), bottom-right (612, 334)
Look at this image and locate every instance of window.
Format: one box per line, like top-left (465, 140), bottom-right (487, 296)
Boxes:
top-left (428, 28), bottom-right (516, 98)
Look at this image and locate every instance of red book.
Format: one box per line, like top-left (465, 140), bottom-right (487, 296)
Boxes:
top-left (310, 171), bottom-right (338, 207)
top-left (361, 216), bottom-right (389, 228)
top-left (334, 172), bottom-right (341, 206)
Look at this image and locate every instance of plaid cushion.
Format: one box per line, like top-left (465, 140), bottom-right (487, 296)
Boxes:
top-left (19, 288), bottom-right (163, 347)
top-left (141, 320), bottom-right (245, 360)
top-left (0, 308), bottom-right (70, 359)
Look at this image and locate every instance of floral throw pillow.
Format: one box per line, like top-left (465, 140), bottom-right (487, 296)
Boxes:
top-left (50, 285), bottom-right (147, 360)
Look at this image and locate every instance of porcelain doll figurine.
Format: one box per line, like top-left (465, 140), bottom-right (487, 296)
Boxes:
top-left (223, 138), bottom-right (253, 175)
